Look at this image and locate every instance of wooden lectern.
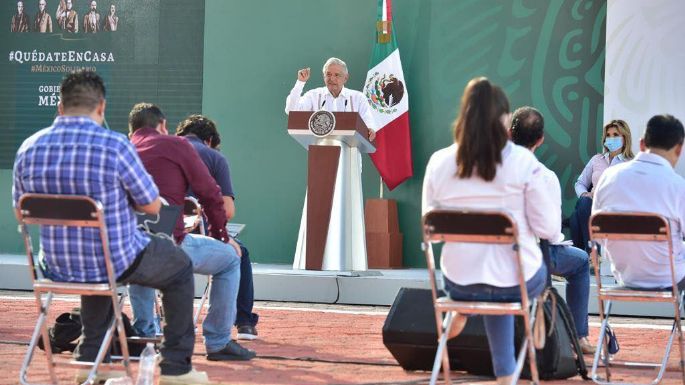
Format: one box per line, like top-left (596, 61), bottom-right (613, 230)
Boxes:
top-left (287, 111), bottom-right (376, 271)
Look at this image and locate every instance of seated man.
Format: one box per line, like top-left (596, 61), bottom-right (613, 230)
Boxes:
top-left (509, 106), bottom-right (594, 353)
top-left (593, 114), bottom-right (685, 289)
top-left (127, 103), bottom-right (255, 361)
top-left (176, 115), bottom-right (260, 340)
top-left (12, 70), bottom-right (208, 385)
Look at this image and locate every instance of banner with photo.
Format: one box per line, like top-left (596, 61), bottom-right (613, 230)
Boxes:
top-left (0, 0), bottom-right (205, 168)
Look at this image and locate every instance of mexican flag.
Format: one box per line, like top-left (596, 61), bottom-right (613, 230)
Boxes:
top-left (364, 0), bottom-right (413, 191)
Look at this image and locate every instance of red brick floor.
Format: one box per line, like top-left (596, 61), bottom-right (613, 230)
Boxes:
top-left (1, 292), bottom-right (684, 385)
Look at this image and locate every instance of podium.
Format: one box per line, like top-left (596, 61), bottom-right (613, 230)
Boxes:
top-left (287, 111), bottom-right (376, 271)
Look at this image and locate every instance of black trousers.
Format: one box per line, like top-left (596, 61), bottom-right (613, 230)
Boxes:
top-left (75, 234), bottom-right (195, 376)
top-left (235, 240), bottom-right (259, 327)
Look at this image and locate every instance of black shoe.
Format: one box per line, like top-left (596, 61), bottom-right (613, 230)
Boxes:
top-left (236, 325), bottom-right (258, 340)
top-left (207, 340), bottom-right (256, 361)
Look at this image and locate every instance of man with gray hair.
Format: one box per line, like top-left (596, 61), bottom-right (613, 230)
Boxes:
top-left (11, 1), bottom-right (30, 32)
top-left (34, 0), bottom-right (52, 32)
top-left (285, 57), bottom-right (376, 140)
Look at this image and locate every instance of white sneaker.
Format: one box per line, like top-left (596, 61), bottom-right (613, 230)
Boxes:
top-left (159, 368), bottom-right (210, 385)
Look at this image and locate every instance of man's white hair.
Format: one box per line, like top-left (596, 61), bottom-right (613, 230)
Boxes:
top-left (322, 57), bottom-right (348, 75)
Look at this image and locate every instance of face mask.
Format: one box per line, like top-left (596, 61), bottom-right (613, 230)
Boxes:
top-left (604, 136), bottom-right (623, 152)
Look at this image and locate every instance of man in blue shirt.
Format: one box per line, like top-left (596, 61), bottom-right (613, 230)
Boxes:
top-left (177, 115), bottom-right (259, 340)
top-left (12, 71), bottom-right (209, 385)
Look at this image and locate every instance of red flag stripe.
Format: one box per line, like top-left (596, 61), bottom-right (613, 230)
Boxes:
top-left (370, 112), bottom-right (412, 191)
top-left (386, 0), bottom-right (393, 22)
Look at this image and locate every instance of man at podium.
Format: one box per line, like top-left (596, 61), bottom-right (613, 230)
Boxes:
top-left (285, 57), bottom-right (376, 141)
top-left (284, 57), bottom-right (376, 271)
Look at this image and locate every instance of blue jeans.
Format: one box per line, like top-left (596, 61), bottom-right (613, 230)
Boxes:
top-left (570, 196), bottom-right (593, 252)
top-left (235, 240), bottom-right (259, 327)
top-left (129, 233), bottom-right (241, 352)
top-left (549, 244), bottom-right (590, 337)
top-left (444, 266), bottom-right (547, 377)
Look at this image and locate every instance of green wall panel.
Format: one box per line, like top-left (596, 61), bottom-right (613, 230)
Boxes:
top-left (0, 1), bottom-right (605, 269)
top-left (202, 0), bottom-right (605, 267)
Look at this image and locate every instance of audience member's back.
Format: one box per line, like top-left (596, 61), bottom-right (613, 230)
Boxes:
top-left (12, 74), bottom-right (156, 283)
top-left (593, 114), bottom-right (685, 288)
top-left (134, 130), bottom-right (197, 204)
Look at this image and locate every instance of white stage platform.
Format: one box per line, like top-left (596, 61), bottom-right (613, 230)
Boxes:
top-left (0, 255), bottom-right (678, 318)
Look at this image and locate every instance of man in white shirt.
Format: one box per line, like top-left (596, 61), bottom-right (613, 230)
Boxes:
top-left (593, 114), bottom-right (685, 289)
top-left (509, 106), bottom-right (593, 353)
top-left (285, 57), bottom-right (376, 140)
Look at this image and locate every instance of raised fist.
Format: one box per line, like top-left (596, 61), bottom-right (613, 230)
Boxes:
top-left (297, 67), bottom-right (311, 82)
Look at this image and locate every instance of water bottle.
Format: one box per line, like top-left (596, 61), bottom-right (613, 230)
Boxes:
top-left (135, 343), bottom-right (157, 385)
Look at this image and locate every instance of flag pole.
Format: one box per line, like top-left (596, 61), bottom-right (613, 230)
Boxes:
top-left (379, 176), bottom-right (384, 199)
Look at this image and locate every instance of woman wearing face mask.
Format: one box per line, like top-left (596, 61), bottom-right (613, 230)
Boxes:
top-left (570, 119), bottom-right (634, 251)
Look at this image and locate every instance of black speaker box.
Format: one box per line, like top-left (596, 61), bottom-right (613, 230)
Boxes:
top-left (382, 287), bottom-right (494, 374)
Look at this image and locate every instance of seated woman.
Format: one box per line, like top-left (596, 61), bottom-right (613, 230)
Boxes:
top-left (570, 119), bottom-right (634, 251)
top-left (422, 77), bottom-right (560, 385)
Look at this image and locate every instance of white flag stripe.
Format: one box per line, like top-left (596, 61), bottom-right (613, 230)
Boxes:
top-left (365, 48), bottom-right (409, 131)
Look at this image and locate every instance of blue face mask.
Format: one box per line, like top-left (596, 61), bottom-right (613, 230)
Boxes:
top-left (604, 136), bottom-right (623, 152)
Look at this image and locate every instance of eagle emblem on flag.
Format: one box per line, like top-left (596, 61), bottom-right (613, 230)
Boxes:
top-left (364, 72), bottom-right (405, 115)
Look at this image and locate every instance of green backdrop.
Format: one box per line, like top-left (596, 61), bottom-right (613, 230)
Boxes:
top-left (0, 0), bottom-right (606, 268)
top-left (202, 0), bottom-right (606, 267)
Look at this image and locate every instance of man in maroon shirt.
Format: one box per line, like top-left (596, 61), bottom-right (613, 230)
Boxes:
top-left (127, 103), bottom-right (255, 361)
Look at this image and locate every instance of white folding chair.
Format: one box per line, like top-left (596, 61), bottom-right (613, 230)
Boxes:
top-left (589, 211), bottom-right (685, 385)
top-left (183, 196), bottom-right (210, 327)
top-left (422, 209), bottom-right (540, 385)
top-left (16, 193), bottom-right (132, 385)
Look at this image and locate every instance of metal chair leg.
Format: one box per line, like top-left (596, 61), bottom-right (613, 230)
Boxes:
top-left (193, 279), bottom-right (211, 326)
top-left (440, 312), bottom-right (454, 385)
top-left (650, 322), bottom-right (677, 385)
top-left (511, 299), bottom-right (539, 385)
top-left (112, 292), bottom-right (131, 378)
top-left (154, 291), bottom-right (164, 335)
top-left (526, 299), bottom-right (540, 385)
top-left (591, 299), bottom-right (613, 383)
top-left (430, 311), bottom-right (453, 385)
top-left (677, 295), bottom-right (685, 385)
top-left (20, 292), bottom-right (58, 385)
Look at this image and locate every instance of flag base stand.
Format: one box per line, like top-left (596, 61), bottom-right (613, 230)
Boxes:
top-left (365, 198), bottom-right (403, 268)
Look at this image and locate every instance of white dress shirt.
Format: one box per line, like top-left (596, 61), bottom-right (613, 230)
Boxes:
top-left (422, 142), bottom-right (561, 287)
top-left (592, 152), bottom-right (685, 288)
top-left (285, 80), bottom-right (376, 131)
top-left (538, 160), bottom-right (567, 244)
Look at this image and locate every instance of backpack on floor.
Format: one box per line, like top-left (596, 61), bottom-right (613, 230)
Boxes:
top-left (38, 308), bottom-right (145, 356)
top-left (517, 286), bottom-right (590, 380)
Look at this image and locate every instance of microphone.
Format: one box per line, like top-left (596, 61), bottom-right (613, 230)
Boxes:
top-left (344, 99), bottom-right (348, 111)
top-left (321, 99), bottom-right (326, 110)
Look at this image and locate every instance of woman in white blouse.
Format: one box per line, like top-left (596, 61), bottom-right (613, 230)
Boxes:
top-left (422, 77), bottom-right (560, 385)
top-left (570, 119), bottom-right (634, 251)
